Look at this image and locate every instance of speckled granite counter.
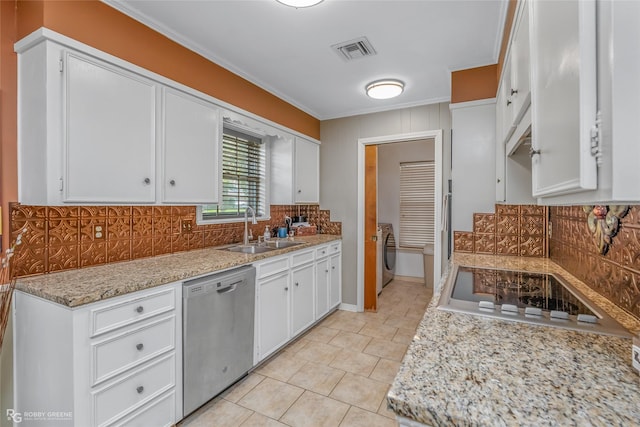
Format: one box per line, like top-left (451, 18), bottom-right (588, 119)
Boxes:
top-left (16, 235), bottom-right (341, 307)
top-left (388, 253), bottom-right (640, 427)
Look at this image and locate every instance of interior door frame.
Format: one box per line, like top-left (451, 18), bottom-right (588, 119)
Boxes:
top-left (356, 130), bottom-right (443, 312)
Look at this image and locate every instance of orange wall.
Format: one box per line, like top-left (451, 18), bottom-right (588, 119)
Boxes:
top-left (450, 64), bottom-right (498, 104)
top-left (450, 0), bottom-right (518, 103)
top-left (0, 0), bottom-right (321, 249)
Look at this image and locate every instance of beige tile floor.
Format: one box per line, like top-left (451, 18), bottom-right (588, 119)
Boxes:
top-left (179, 278), bottom-right (433, 427)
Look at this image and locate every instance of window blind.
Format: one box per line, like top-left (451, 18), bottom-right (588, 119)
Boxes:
top-left (399, 161), bottom-right (435, 248)
top-left (202, 128), bottom-right (266, 219)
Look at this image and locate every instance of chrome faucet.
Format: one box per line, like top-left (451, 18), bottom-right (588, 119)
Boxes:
top-left (244, 206), bottom-right (258, 245)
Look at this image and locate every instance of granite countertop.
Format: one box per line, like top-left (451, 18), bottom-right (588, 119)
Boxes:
top-left (16, 235), bottom-right (341, 308)
top-left (388, 253), bottom-right (640, 427)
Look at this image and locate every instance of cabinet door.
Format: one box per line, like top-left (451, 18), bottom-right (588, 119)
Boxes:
top-left (270, 134), bottom-right (295, 205)
top-left (257, 272), bottom-right (290, 360)
top-left (162, 88), bottom-right (221, 204)
top-left (329, 254), bottom-right (341, 309)
top-left (530, 0), bottom-right (597, 197)
top-left (294, 138), bottom-right (319, 203)
top-left (509, 1), bottom-right (531, 124)
top-left (63, 51), bottom-right (156, 203)
top-left (495, 81), bottom-right (508, 202)
top-left (315, 258), bottom-right (330, 319)
top-left (291, 263), bottom-right (315, 336)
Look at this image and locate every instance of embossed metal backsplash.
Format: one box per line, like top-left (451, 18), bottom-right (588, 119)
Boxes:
top-left (454, 204), bottom-right (548, 257)
top-left (10, 203), bottom-right (341, 277)
top-left (550, 206), bottom-right (640, 320)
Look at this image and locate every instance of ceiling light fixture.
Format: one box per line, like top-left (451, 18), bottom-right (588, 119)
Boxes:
top-left (366, 79), bottom-right (404, 99)
top-left (276, 0), bottom-right (323, 8)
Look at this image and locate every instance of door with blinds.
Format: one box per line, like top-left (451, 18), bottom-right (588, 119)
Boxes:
top-left (399, 162), bottom-right (435, 248)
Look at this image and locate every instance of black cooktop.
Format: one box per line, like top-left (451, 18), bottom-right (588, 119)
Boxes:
top-left (452, 266), bottom-right (595, 317)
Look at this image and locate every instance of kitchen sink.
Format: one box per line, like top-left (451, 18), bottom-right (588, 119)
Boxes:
top-left (266, 240), bottom-right (304, 249)
top-left (227, 245), bottom-right (275, 254)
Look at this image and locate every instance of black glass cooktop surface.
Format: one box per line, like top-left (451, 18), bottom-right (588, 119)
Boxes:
top-left (452, 266), bottom-right (595, 316)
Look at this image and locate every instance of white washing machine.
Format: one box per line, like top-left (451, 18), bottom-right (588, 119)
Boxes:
top-left (379, 223), bottom-right (396, 287)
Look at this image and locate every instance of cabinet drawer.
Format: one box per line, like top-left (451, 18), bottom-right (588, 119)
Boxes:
top-left (92, 316), bottom-right (175, 386)
top-left (256, 256), bottom-right (289, 279)
top-left (93, 353), bottom-right (175, 427)
top-left (329, 242), bottom-right (341, 254)
top-left (90, 288), bottom-right (175, 337)
top-left (109, 390), bottom-right (175, 427)
top-left (291, 249), bottom-right (314, 267)
top-left (315, 245), bottom-right (329, 259)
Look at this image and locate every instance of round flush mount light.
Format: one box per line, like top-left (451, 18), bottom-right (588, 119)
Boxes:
top-left (276, 0), bottom-right (324, 8)
top-left (366, 79), bottom-right (404, 99)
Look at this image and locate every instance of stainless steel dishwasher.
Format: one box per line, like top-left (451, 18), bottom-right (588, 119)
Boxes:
top-left (183, 265), bottom-right (256, 417)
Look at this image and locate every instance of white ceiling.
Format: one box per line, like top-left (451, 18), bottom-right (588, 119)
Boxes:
top-left (105, 0), bottom-right (507, 120)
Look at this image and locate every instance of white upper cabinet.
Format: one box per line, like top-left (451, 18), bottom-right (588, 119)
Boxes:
top-left (508, 2), bottom-right (531, 126)
top-left (63, 51), bottom-right (157, 203)
top-left (529, 0), bottom-right (598, 198)
top-left (271, 136), bottom-right (320, 205)
top-left (294, 137), bottom-right (320, 204)
top-left (162, 88), bottom-right (221, 204)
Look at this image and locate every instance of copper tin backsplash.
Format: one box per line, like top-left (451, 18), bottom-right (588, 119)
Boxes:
top-left (454, 204), bottom-right (548, 258)
top-left (10, 203), bottom-right (341, 277)
top-left (550, 205), bottom-right (640, 320)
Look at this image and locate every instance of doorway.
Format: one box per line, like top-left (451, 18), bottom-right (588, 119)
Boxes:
top-left (356, 130), bottom-right (443, 312)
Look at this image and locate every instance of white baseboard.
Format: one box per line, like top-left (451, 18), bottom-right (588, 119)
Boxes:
top-left (338, 303), bottom-right (358, 312)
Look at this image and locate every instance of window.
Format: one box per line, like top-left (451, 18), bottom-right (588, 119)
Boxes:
top-left (399, 161), bottom-right (435, 248)
top-left (201, 127), bottom-right (267, 221)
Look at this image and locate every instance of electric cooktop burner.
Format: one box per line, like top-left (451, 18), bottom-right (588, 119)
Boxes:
top-left (438, 266), bottom-right (631, 337)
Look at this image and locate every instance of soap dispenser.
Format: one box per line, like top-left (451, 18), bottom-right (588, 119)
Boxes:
top-left (263, 226), bottom-right (271, 241)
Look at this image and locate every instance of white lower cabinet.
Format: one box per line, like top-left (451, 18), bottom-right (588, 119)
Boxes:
top-left (254, 241), bottom-right (342, 362)
top-left (13, 282), bottom-right (182, 427)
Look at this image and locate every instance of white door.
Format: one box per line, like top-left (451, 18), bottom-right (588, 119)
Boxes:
top-left (530, 0), bottom-right (597, 197)
top-left (329, 254), bottom-right (341, 309)
top-left (162, 88), bottom-right (220, 204)
top-left (315, 258), bottom-right (329, 319)
top-left (294, 138), bottom-right (319, 203)
top-left (258, 272), bottom-right (290, 359)
top-left (63, 51), bottom-right (156, 203)
top-left (291, 263), bottom-right (315, 336)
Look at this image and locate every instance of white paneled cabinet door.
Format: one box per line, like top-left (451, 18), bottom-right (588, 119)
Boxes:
top-left (294, 138), bottom-right (319, 203)
top-left (530, 0), bottom-right (597, 197)
top-left (63, 51), bottom-right (156, 203)
top-left (315, 258), bottom-right (330, 319)
top-left (329, 253), bottom-right (341, 309)
top-left (257, 272), bottom-right (290, 359)
top-left (162, 88), bottom-right (220, 203)
top-left (290, 263), bottom-right (315, 336)
top-left (509, 0), bottom-right (531, 124)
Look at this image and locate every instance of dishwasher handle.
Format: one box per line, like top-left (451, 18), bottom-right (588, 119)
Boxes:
top-left (217, 280), bottom-right (242, 293)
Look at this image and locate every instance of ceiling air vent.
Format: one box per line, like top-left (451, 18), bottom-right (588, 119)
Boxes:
top-left (331, 37), bottom-right (377, 61)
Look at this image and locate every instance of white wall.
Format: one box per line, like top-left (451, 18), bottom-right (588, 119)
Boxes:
top-left (320, 103), bottom-right (451, 305)
top-left (378, 140), bottom-right (434, 278)
top-left (450, 100), bottom-right (497, 232)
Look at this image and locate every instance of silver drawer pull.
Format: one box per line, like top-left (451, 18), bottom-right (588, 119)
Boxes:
top-left (136, 343), bottom-right (144, 351)
top-left (136, 386), bottom-right (144, 394)
top-left (143, 177), bottom-right (151, 185)
top-left (135, 306), bottom-right (144, 314)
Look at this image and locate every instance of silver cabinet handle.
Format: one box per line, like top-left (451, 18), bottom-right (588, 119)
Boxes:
top-left (506, 99), bottom-right (512, 106)
top-left (332, 266), bottom-right (335, 270)
top-left (143, 178), bottom-right (151, 185)
top-left (297, 189), bottom-right (302, 193)
top-left (325, 269), bottom-right (329, 273)
top-left (135, 306), bottom-right (144, 313)
top-left (295, 282), bottom-right (299, 287)
top-left (284, 287), bottom-right (289, 291)
top-left (169, 179), bottom-right (176, 186)
top-left (136, 343), bottom-right (144, 351)
top-left (529, 147), bottom-right (541, 158)
top-left (510, 88), bottom-right (518, 96)
top-left (136, 386), bottom-right (144, 394)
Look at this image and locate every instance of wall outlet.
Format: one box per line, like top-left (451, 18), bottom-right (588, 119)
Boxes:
top-left (93, 224), bottom-right (104, 239)
top-left (633, 343), bottom-right (640, 374)
top-left (181, 219), bottom-right (193, 234)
